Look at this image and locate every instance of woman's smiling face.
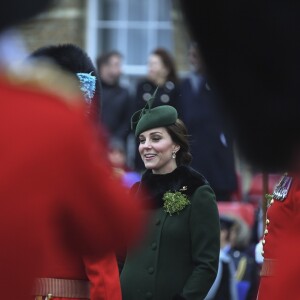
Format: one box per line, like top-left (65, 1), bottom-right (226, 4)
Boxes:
top-left (138, 127), bottom-right (179, 174)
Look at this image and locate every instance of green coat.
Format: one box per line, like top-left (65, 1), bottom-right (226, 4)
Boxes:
top-left (121, 166), bottom-right (220, 300)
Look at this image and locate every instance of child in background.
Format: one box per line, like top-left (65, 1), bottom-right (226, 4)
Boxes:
top-left (108, 138), bottom-right (141, 188)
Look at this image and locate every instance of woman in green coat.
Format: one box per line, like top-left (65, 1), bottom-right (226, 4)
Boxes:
top-left (121, 98), bottom-right (220, 300)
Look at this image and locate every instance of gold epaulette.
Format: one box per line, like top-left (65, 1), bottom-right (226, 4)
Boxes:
top-left (2, 60), bottom-right (84, 107)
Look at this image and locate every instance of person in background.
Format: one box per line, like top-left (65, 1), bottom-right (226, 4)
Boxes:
top-left (108, 137), bottom-right (141, 188)
top-left (227, 217), bottom-right (259, 300)
top-left (135, 48), bottom-right (180, 112)
top-left (97, 50), bottom-right (132, 144)
top-left (107, 137), bottom-right (141, 273)
top-left (205, 215), bottom-right (237, 300)
top-left (134, 48), bottom-right (180, 171)
top-left (121, 93), bottom-right (220, 299)
top-left (179, 43), bottom-right (237, 201)
top-left (30, 44), bottom-right (133, 300)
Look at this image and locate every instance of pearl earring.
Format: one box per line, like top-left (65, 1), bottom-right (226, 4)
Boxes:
top-left (172, 151), bottom-right (176, 159)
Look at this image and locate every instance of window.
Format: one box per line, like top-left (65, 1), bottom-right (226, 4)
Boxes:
top-left (86, 0), bottom-right (174, 77)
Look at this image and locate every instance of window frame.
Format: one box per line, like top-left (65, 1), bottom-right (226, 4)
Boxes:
top-left (85, 0), bottom-right (174, 76)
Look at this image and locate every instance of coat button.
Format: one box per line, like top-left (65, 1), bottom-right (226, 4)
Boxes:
top-left (233, 250), bottom-right (240, 258)
top-left (264, 229), bottom-right (268, 235)
top-left (148, 267), bottom-right (154, 274)
top-left (155, 219), bottom-right (161, 225)
top-left (270, 199), bottom-right (274, 205)
top-left (262, 239), bottom-right (266, 245)
top-left (151, 242), bottom-right (157, 250)
top-left (146, 292), bottom-right (153, 299)
top-left (266, 219), bottom-right (270, 225)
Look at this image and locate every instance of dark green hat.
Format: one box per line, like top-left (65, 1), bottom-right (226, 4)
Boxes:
top-left (131, 87), bottom-right (178, 136)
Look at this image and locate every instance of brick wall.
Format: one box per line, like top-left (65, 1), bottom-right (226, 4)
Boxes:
top-left (18, 0), bottom-right (86, 53)
top-left (16, 0), bottom-right (189, 71)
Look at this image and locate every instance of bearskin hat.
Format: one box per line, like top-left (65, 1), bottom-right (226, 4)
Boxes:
top-left (31, 44), bottom-right (101, 123)
top-left (0, 0), bottom-right (53, 32)
top-left (180, 1), bottom-right (300, 172)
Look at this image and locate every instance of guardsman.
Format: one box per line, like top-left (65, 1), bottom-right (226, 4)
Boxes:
top-left (0, 2), bottom-right (142, 299)
top-left (257, 173), bottom-right (298, 299)
top-left (30, 44), bottom-right (124, 300)
top-left (178, 2), bottom-right (300, 299)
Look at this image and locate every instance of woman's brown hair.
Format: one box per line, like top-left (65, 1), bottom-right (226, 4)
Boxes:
top-left (152, 48), bottom-right (178, 84)
top-left (166, 119), bottom-right (192, 166)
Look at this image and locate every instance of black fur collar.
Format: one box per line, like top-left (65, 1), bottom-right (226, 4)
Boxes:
top-left (136, 165), bottom-right (208, 209)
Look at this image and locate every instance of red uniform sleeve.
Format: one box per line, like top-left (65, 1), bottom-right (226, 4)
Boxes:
top-left (55, 111), bottom-right (143, 256)
top-left (84, 254), bottom-right (122, 300)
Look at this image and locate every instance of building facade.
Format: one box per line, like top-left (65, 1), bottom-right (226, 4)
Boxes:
top-left (18, 0), bottom-right (189, 76)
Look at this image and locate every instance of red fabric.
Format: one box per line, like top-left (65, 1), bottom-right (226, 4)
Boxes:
top-left (0, 77), bottom-right (142, 300)
top-left (84, 254), bottom-right (121, 300)
top-left (257, 173), bottom-right (300, 299)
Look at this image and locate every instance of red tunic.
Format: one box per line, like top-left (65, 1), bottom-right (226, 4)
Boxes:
top-left (84, 254), bottom-right (122, 300)
top-left (257, 174), bottom-right (300, 299)
top-left (0, 75), bottom-right (141, 300)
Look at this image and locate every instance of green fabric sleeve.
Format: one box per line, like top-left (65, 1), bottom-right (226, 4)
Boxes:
top-left (182, 185), bottom-right (220, 300)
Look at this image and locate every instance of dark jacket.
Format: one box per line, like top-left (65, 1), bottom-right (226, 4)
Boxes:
top-left (179, 74), bottom-right (237, 201)
top-left (121, 166), bottom-right (220, 300)
top-left (228, 247), bottom-right (259, 300)
top-left (101, 81), bottom-right (132, 142)
top-left (135, 78), bottom-right (180, 112)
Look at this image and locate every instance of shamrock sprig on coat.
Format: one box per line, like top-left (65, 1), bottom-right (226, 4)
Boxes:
top-left (163, 186), bottom-right (190, 216)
